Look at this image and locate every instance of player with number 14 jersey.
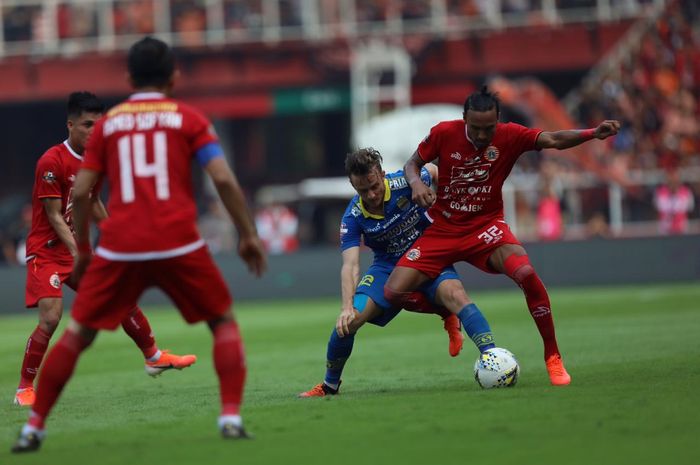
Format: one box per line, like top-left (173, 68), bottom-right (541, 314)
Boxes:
top-left (83, 94), bottom-right (215, 258)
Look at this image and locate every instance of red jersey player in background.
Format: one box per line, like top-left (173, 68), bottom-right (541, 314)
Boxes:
top-left (12, 37), bottom-right (266, 453)
top-left (384, 86), bottom-right (620, 386)
top-left (14, 91), bottom-right (196, 407)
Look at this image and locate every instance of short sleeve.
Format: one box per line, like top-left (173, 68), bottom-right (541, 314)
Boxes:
top-left (340, 205), bottom-right (362, 251)
top-left (35, 154), bottom-right (63, 199)
top-left (187, 107), bottom-right (219, 154)
top-left (83, 120), bottom-right (106, 173)
top-left (507, 122), bottom-right (542, 155)
top-left (416, 124), bottom-right (441, 163)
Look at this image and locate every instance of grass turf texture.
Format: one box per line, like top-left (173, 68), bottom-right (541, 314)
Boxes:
top-left (1, 283), bottom-right (699, 465)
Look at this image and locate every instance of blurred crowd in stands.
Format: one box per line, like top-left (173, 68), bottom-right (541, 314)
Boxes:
top-left (518, 0), bottom-right (699, 240)
top-left (2, 0), bottom-right (659, 45)
top-left (574, 0), bottom-right (700, 173)
top-left (0, 0), bottom-right (698, 263)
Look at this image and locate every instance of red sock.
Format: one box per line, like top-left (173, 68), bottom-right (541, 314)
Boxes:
top-left (213, 321), bottom-right (246, 416)
top-left (19, 326), bottom-right (53, 389)
top-left (120, 307), bottom-right (157, 359)
top-left (504, 254), bottom-right (560, 359)
top-left (28, 330), bottom-right (92, 429)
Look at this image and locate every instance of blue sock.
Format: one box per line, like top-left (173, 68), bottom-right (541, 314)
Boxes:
top-left (324, 329), bottom-right (355, 388)
top-left (458, 303), bottom-right (496, 353)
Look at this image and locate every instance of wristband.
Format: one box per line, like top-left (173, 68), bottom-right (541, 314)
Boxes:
top-left (77, 242), bottom-right (91, 254)
top-left (580, 128), bottom-right (596, 140)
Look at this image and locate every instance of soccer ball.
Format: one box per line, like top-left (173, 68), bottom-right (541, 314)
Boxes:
top-left (473, 347), bottom-right (520, 389)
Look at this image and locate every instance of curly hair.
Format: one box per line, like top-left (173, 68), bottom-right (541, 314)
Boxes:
top-left (344, 147), bottom-right (383, 177)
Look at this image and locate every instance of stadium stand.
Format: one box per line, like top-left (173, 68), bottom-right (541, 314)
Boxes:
top-left (0, 0), bottom-right (697, 259)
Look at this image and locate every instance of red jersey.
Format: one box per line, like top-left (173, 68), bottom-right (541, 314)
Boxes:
top-left (25, 141), bottom-right (84, 264)
top-left (83, 92), bottom-right (217, 259)
top-left (417, 120), bottom-right (542, 232)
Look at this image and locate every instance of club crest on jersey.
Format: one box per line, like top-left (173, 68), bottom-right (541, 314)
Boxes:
top-left (485, 146), bottom-right (499, 161)
top-left (406, 248), bottom-right (421, 261)
top-left (450, 152), bottom-right (462, 161)
top-left (396, 197), bottom-right (410, 211)
top-left (49, 273), bottom-right (61, 289)
top-left (42, 171), bottom-right (56, 183)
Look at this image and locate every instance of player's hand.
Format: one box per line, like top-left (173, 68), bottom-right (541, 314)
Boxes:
top-left (336, 306), bottom-right (357, 337)
top-left (70, 251), bottom-right (92, 287)
top-left (595, 120), bottom-right (621, 139)
top-left (411, 182), bottom-right (436, 209)
top-left (238, 235), bottom-right (267, 277)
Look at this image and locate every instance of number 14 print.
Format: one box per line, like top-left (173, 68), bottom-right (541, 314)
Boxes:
top-left (118, 131), bottom-right (170, 203)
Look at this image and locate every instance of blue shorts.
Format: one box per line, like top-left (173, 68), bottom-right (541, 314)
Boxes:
top-left (353, 261), bottom-right (459, 327)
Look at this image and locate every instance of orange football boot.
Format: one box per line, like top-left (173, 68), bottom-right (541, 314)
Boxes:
top-left (443, 314), bottom-right (465, 357)
top-left (13, 388), bottom-right (36, 407)
top-left (546, 354), bottom-right (571, 386)
top-left (298, 382), bottom-right (340, 398)
top-left (145, 350), bottom-right (197, 377)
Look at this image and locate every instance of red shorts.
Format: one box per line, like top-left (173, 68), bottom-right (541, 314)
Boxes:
top-left (396, 218), bottom-right (522, 278)
top-left (71, 246), bottom-right (233, 330)
top-left (25, 256), bottom-right (76, 308)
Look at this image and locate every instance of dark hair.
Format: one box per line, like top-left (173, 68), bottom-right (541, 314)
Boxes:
top-left (345, 148), bottom-right (383, 177)
top-left (67, 91), bottom-right (104, 119)
top-left (464, 85), bottom-right (500, 115)
top-left (128, 36), bottom-right (175, 88)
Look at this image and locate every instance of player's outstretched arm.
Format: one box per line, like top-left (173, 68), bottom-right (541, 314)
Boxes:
top-left (204, 157), bottom-right (267, 277)
top-left (42, 198), bottom-right (78, 257)
top-left (337, 247), bottom-right (361, 337)
top-left (404, 151), bottom-right (435, 208)
top-left (536, 120), bottom-right (621, 150)
top-left (71, 168), bottom-right (101, 284)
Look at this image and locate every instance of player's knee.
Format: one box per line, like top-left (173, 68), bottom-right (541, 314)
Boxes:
top-left (67, 320), bottom-right (98, 346)
top-left (383, 286), bottom-right (407, 307)
top-left (39, 319), bottom-right (60, 335)
top-left (437, 281), bottom-right (471, 310)
top-left (503, 254), bottom-right (535, 285)
top-left (207, 311), bottom-right (235, 332)
top-left (39, 312), bottom-right (62, 334)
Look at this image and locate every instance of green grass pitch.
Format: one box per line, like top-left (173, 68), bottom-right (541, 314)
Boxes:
top-left (1, 283), bottom-right (699, 464)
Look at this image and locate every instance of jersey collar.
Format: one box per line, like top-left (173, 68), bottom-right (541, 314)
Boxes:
top-left (129, 92), bottom-right (166, 100)
top-left (464, 125), bottom-right (479, 150)
top-left (465, 123), bottom-right (500, 150)
top-left (63, 140), bottom-right (83, 161)
top-left (359, 178), bottom-right (391, 219)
